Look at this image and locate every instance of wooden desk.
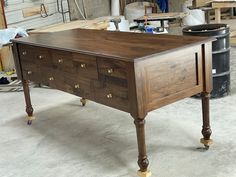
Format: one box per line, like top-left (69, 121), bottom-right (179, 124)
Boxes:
top-left (12, 29), bottom-right (213, 177)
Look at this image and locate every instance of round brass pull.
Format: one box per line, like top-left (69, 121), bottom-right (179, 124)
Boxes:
top-left (107, 69), bottom-right (113, 74)
top-left (74, 84), bottom-right (80, 89)
top-left (80, 64), bottom-right (86, 68)
top-left (107, 93), bottom-right (113, 99)
top-left (27, 71), bottom-right (32, 75)
top-left (22, 51), bottom-right (27, 55)
top-left (58, 59), bottom-right (63, 63)
top-left (49, 77), bottom-right (54, 81)
top-left (38, 55), bottom-right (44, 59)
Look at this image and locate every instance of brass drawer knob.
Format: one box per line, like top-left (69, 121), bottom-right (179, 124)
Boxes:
top-left (49, 77), bottom-right (54, 81)
top-left (80, 64), bottom-right (86, 68)
top-left (107, 93), bottom-right (113, 99)
top-left (74, 84), bottom-right (80, 89)
top-left (58, 59), bottom-right (63, 63)
top-left (22, 51), bottom-right (27, 55)
top-left (38, 55), bottom-right (44, 59)
top-left (27, 71), bottom-right (32, 75)
top-left (107, 68), bottom-right (113, 74)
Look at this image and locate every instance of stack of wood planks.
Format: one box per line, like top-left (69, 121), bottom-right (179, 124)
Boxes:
top-left (29, 19), bottom-right (110, 34)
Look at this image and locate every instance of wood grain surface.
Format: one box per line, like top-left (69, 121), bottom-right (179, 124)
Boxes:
top-left (13, 29), bottom-right (213, 61)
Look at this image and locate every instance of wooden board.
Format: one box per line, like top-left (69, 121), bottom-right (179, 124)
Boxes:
top-left (135, 12), bottom-right (187, 21)
top-left (231, 30), bottom-right (236, 46)
top-left (0, 0), bottom-right (6, 28)
top-left (22, 6), bottom-right (49, 18)
top-left (0, 45), bottom-right (15, 71)
top-left (212, 1), bottom-right (236, 8)
top-left (193, 0), bottom-right (210, 7)
top-left (0, 0), bottom-right (7, 71)
top-left (29, 19), bottom-right (109, 34)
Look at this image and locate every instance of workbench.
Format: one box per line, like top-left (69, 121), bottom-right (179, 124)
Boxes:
top-left (212, 0), bottom-right (236, 23)
top-left (12, 29), bottom-right (213, 177)
top-left (192, 0), bottom-right (236, 23)
top-left (134, 12), bottom-right (186, 28)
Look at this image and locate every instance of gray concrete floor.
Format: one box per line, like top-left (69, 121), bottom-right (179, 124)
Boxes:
top-left (0, 35), bottom-right (236, 177)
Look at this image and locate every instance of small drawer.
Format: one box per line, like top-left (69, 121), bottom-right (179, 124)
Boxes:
top-left (97, 57), bottom-right (127, 79)
top-left (22, 64), bottom-right (42, 83)
top-left (72, 77), bottom-right (95, 100)
top-left (18, 45), bottom-right (36, 61)
top-left (73, 53), bottom-right (98, 79)
top-left (94, 81), bottom-right (129, 112)
top-left (51, 50), bottom-right (74, 73)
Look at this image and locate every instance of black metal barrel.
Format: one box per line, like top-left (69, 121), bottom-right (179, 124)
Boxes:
top-left (183, 24), bottom-right (230, 98)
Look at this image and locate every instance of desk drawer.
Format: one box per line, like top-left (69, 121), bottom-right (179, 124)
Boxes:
top-left (51, 50), bottom-right (74, 73)
top-left (41, 67), bottom-right (94, 99)
top-left (22, 63), bottom-right (42, 83)
top-left (97, 57), bottom-right (127, 79)
top-left (94, 79), bottom-right (129, 112)
top-left (73, 53), bottom-right (98, 79)
top-left (19, 44), bottom-right (50, 64)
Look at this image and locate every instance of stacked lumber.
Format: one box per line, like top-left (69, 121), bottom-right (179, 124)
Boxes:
top-left (29, 19), bottom-right (109, 34)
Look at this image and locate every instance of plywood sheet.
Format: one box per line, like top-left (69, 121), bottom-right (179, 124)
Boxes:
top-left (22, 6), bottom-right (49, 18)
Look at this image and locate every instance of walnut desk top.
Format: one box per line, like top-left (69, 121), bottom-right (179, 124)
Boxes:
top-left (12, 29), bottom-right (214, 177)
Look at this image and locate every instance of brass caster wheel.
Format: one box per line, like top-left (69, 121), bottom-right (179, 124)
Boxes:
top-left (137, 170), bottom-right (152, 177)
top-left (26, 116), bottom-right (35, 125)
top-left (200, 138), bottom-right (213, 150)
top-left (80, 98), bottom-right (87, 107)
top-left (204, 145), bottom-right (210, 150)
top-left (27, 120), bottom-right (33, 125)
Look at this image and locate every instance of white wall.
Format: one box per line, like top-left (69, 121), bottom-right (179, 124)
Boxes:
top-left (4, 0), bottom-right (70, 29)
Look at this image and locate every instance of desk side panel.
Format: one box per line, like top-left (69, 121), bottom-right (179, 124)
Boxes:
top-left (202, 42), bottom-right (213, 93)
top-left (12, 43), bottom-right (23, 80)
top-left (135, 45), bottom-right (204, 112)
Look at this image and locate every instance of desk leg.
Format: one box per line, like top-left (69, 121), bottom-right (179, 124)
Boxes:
top-left (80, 98), bottom-right (87, 106)
top-left (22, 79), bottom-right (35, 125)
top-left (200, 92), bottom-right (213, 149)
top-left (134, 118), bottom-right (151, 177)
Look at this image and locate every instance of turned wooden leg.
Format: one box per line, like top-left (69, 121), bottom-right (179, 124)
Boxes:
top-left (80, 98), bottom-right (87, 106)
top-left (200, 92), bottom-right (213, 150)
top-left (22, 80), bottom-right (35, 125)
top-left (134, 118), bottom-right (151, 177)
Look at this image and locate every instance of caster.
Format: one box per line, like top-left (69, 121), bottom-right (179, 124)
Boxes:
top-left (200, 138), bottom-right (213, 150)
top-left (137, 170), bottom-right (152, 177)
top-left (27, 120), bottom-right (33, 125)
top-left (26, 116), bottom-right (35, 125)
top-left (204, 145), bottom-right (210, 150)
top-left (80, 98), bottom-right (87, 107)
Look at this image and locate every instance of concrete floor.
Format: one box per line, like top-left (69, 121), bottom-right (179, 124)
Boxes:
top-left (0, 44), bottom-right (236, 176)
